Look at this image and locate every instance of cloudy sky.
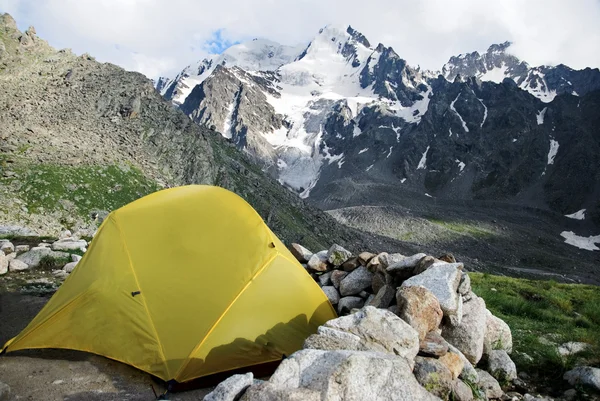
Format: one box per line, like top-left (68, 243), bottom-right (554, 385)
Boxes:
top-left (2, 0), bottom-right (599, 79)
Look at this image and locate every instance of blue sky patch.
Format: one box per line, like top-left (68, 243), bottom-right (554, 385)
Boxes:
top-left (203, 29), bottom-right (240, 55)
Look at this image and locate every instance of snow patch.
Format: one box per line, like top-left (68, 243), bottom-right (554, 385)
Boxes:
top-left (358, 148), bottom-right (369, 154)
top-left (480, 64), bottom-right (509, 83)
top-left (455, 159), bottom-right (466, 172)
top-left (477, 98), bottom-right (487, 128)
top-left (417, 146), bottom-right (430, 170)
top-left (386, 146), bottom-right (393, 158)
top-left (425, 193), bottom-right (433, 198)
top-left (450, 93), bottom-right (469, 132)
top-left (221, 98), bottom-right (237, 139)
top-left (512, 138), bottom-right (517, 143)
top-left (560, 231), bottom-right (600, 251)
top-left (565, 209), bottom-right (586, 220)
top-left (448, 128), bottom-right (453, 137)
top-left (353, 124), bottom-right (362, 137)
top-left (536, 107), bottom-right (547, 125)
top-left (400, 178), bottom-right (407, 183)
top-left (547, 139), bottom-right (559, 165)
top-left (366, 164), bottom-right (374, 172)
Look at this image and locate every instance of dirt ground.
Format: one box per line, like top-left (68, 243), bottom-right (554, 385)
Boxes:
top-left (0, 292), bottom-right (214, 400)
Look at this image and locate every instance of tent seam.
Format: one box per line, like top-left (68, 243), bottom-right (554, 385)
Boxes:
top-left (173, 251), bottom-right (279, 381)
top-left (110, 214), bottom-right (171, 379)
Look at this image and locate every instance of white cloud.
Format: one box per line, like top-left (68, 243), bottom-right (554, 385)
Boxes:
top-left (1, 0), bottom-right (599, 79)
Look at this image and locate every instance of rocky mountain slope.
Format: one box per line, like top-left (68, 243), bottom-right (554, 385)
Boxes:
top-left (158, 25), bottom-right (600, 256)
top-left (0, 14), bottom-right (405, 253)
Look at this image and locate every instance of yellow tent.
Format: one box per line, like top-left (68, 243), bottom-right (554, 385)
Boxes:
top-left (2, 185), bottom-right (336, 383)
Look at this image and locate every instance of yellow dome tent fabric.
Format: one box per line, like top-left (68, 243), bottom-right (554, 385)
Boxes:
top-left (1, 185), bottom-right (336, 383)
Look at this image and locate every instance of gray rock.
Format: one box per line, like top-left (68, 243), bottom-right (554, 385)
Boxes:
top-left (323, 306), bottom-right (420, 363)
top-left (5, 252), bottom-right (15, 261)
top-left (358, 290), bottom-right (370, 299)
top-left (402, 262), bottom-right (463, 319)
top-left (558, 342), bottom-right (590, 358)
top-left (204, 372), bottom-right (254, 401)
top-left (448, 344), bottom-right (478, 383)
top-left (1, 241), bottom-right (14, 255)
top-left (53, 269), bottom-right (69, 279)
top-left (442, 295), bottom-right (487, 365)
top-left (63, 261), bottom-right (79, 273)
top-left (303, 326), bottom-right (363, 352)
top-left (419, 331), bottom-right (449, 357)
top-left (15, 244), bottom-right (30, 254)
top-left (268, 349), bottom-right (440, 401)
top-left (476, 369), bottom-right (503, 399)
top-left (240, 381), bottom-right (320, 401)
top-left (396, 286), bottom-right (443, 341)
top-left (413, 356), bottom-right (454, 399)
top-left (0, 253), bottom-right (7, 275)
top-left (341, 257), bottom-right (361, 272)
top-left (366, 252), bottom-right (386, 272)
top-left (71, 254), bottom-right (82, 263)
top-left (0, 381), bottom-right (10, 401)
top-left (371, 272), bottom-right (386, 294)
top-left (413, 255), bottom-right (436, 275)
top-left (379, 252), bottom-right (405, 268)
top-left (330, 270), bottom-right (348, 289)
top-left (307, 251), bottom-right (328, 272)
top-left (484, 311), bottom-right (513, 354)
top-left (318, 271), bottom-right (332, 286)
top-left (8, 258), bottom-right (29, 272)
top-left (338, 296), bottom-right (364, 315)
top-left (449, 294), bottom-right (464, 326)
top-left (51, 238), bottom-right (87, 252)
top-left (327, 244), bottom-right (352, 266)
top-left (458, 272), bottom-right (471, 295)
top-left (358, 251), bottom-right (376, 266)
top-left (289, 243), bottom-right (313, 263)
top-left (339, 266), bottom-right (373, 296)
top-left (487, 350), bottom-right (517, 382)
top-left (452, 380), bottom-right (474, 401)
top-left (321, 286), bottom-right (340, 305)
top-left (16, 247), bottom-right (70, 269)
top-left (366, 284), bottom-right (395, 309)
top-left (563, 366), bottom-right (600, 391)
top-left (386, 253), bottom-right (426, 277)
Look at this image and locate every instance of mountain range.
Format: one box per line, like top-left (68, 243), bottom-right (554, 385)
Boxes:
top-left (156, 25), bottom-right (600, 240)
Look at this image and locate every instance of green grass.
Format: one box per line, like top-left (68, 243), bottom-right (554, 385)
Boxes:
top-left (427, 218), bottom-right (495, 238)
top-left (471, 273), bottom-right (600, 384)
top-left (5, 163), bottom-right (160, 217)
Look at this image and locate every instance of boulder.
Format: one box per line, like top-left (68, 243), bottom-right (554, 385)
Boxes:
top-left (303, 326), bottom-right (363, 352)
top-left (338, 297), bottom-right (364, 315)
top-left (321, 286), bottom-right (340, 305)
top-left (396, 286), bottom-right (443, 341)
top-left (16, 247), bottom-right (69, 269)
top-left (449, 294), bottom-right (463, 327)
top-left (268, 349), bottom-right (440, 401)
top-left (63, 261), bottom-right (79, 273)
top-left (442, 295), bottom-right (487, 365)
top-left (487, 350), bottom-right (517, 382)
top-left (240, 381), bottom-right (320, 401)
top-left (327, 244), bottom-right (352, 266)
top-left (452, 380), bottom-right (473, 401)
top-left (341, 257), bottom-right (361, 272)
top-left (204, 372), bottom-right (253, 401)
top-left (366, 252), bottom-right (386, 273)
top-left (71, 254), bottom-right (82, 263)
top-left (5, 252), bottom-right (15, 261)
top-left (15, 244), bottom-right (30, 254)
top-left (0, 253), bottom-right (7, 275)
top-left (563, 366), bottom-right (600, 391)
top-left (371, 272), bottom-right (386, 294)
top-left (413, 255), bottom-right (436, 275)
top-left (438, 254), bottom-right (456, 263)
top-left (1, 241), bottom-right (14, 255)
top-left (323, 307), bottom-right (419, 363)
top-left (402, 262), bottom-right (463, 319)
top-left (483, 311), bottom-right (513, 354)
top-left (358, 251), bottom-right (376, 266)
top-left (419, 331), bottom-right (449, 357)
top-left (330, 270), bottom-right (348, 289)
top-left (51, 238), bottom-right (87, 252)
top-left (458, 272), bottom-right (471, 295)
top-left (366, 284), bottom-right (395, 309)
top-left (386, 253), bottom-right (426, 277)
top-left (0, 381), bottom-right (10, 401)
top-left (307, 251), bottom-right (328, 272)
top-left (448, 344), bottom-right (478, 383)
top-left (8, 258), bottom-right (29, 272)
top-left (558, 342), bottom-right (590, 358)
top-left (339, 266), bottom-right (373, 296)
top-left (476, 369), bottom-right (503, 399)
top-left (53, 269), bottom-right (69, 279)
top-left (413, 356), bottom-right (454, 399)
top-left (289, 243), bottom-right (313, 263)
top-left (440, 351), bottom-right (465, 380)
top-left (379, 253), bottom-right (405, 268)
top-left (318, 271), bottom-right (332, 286)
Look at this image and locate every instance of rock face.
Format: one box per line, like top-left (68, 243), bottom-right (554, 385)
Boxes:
top-left (402, 263), bottom-right (463, 319)
top-left (396, 286), bottom-right (443, 341)
top-left (268, 349), bottom-right (440, 401)
top-left (563, 366), bottom-right (600, 391)
top-left (203, 373), bottom-right (253, 401)
top-left (441, 295), bottom-right (487, 365)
